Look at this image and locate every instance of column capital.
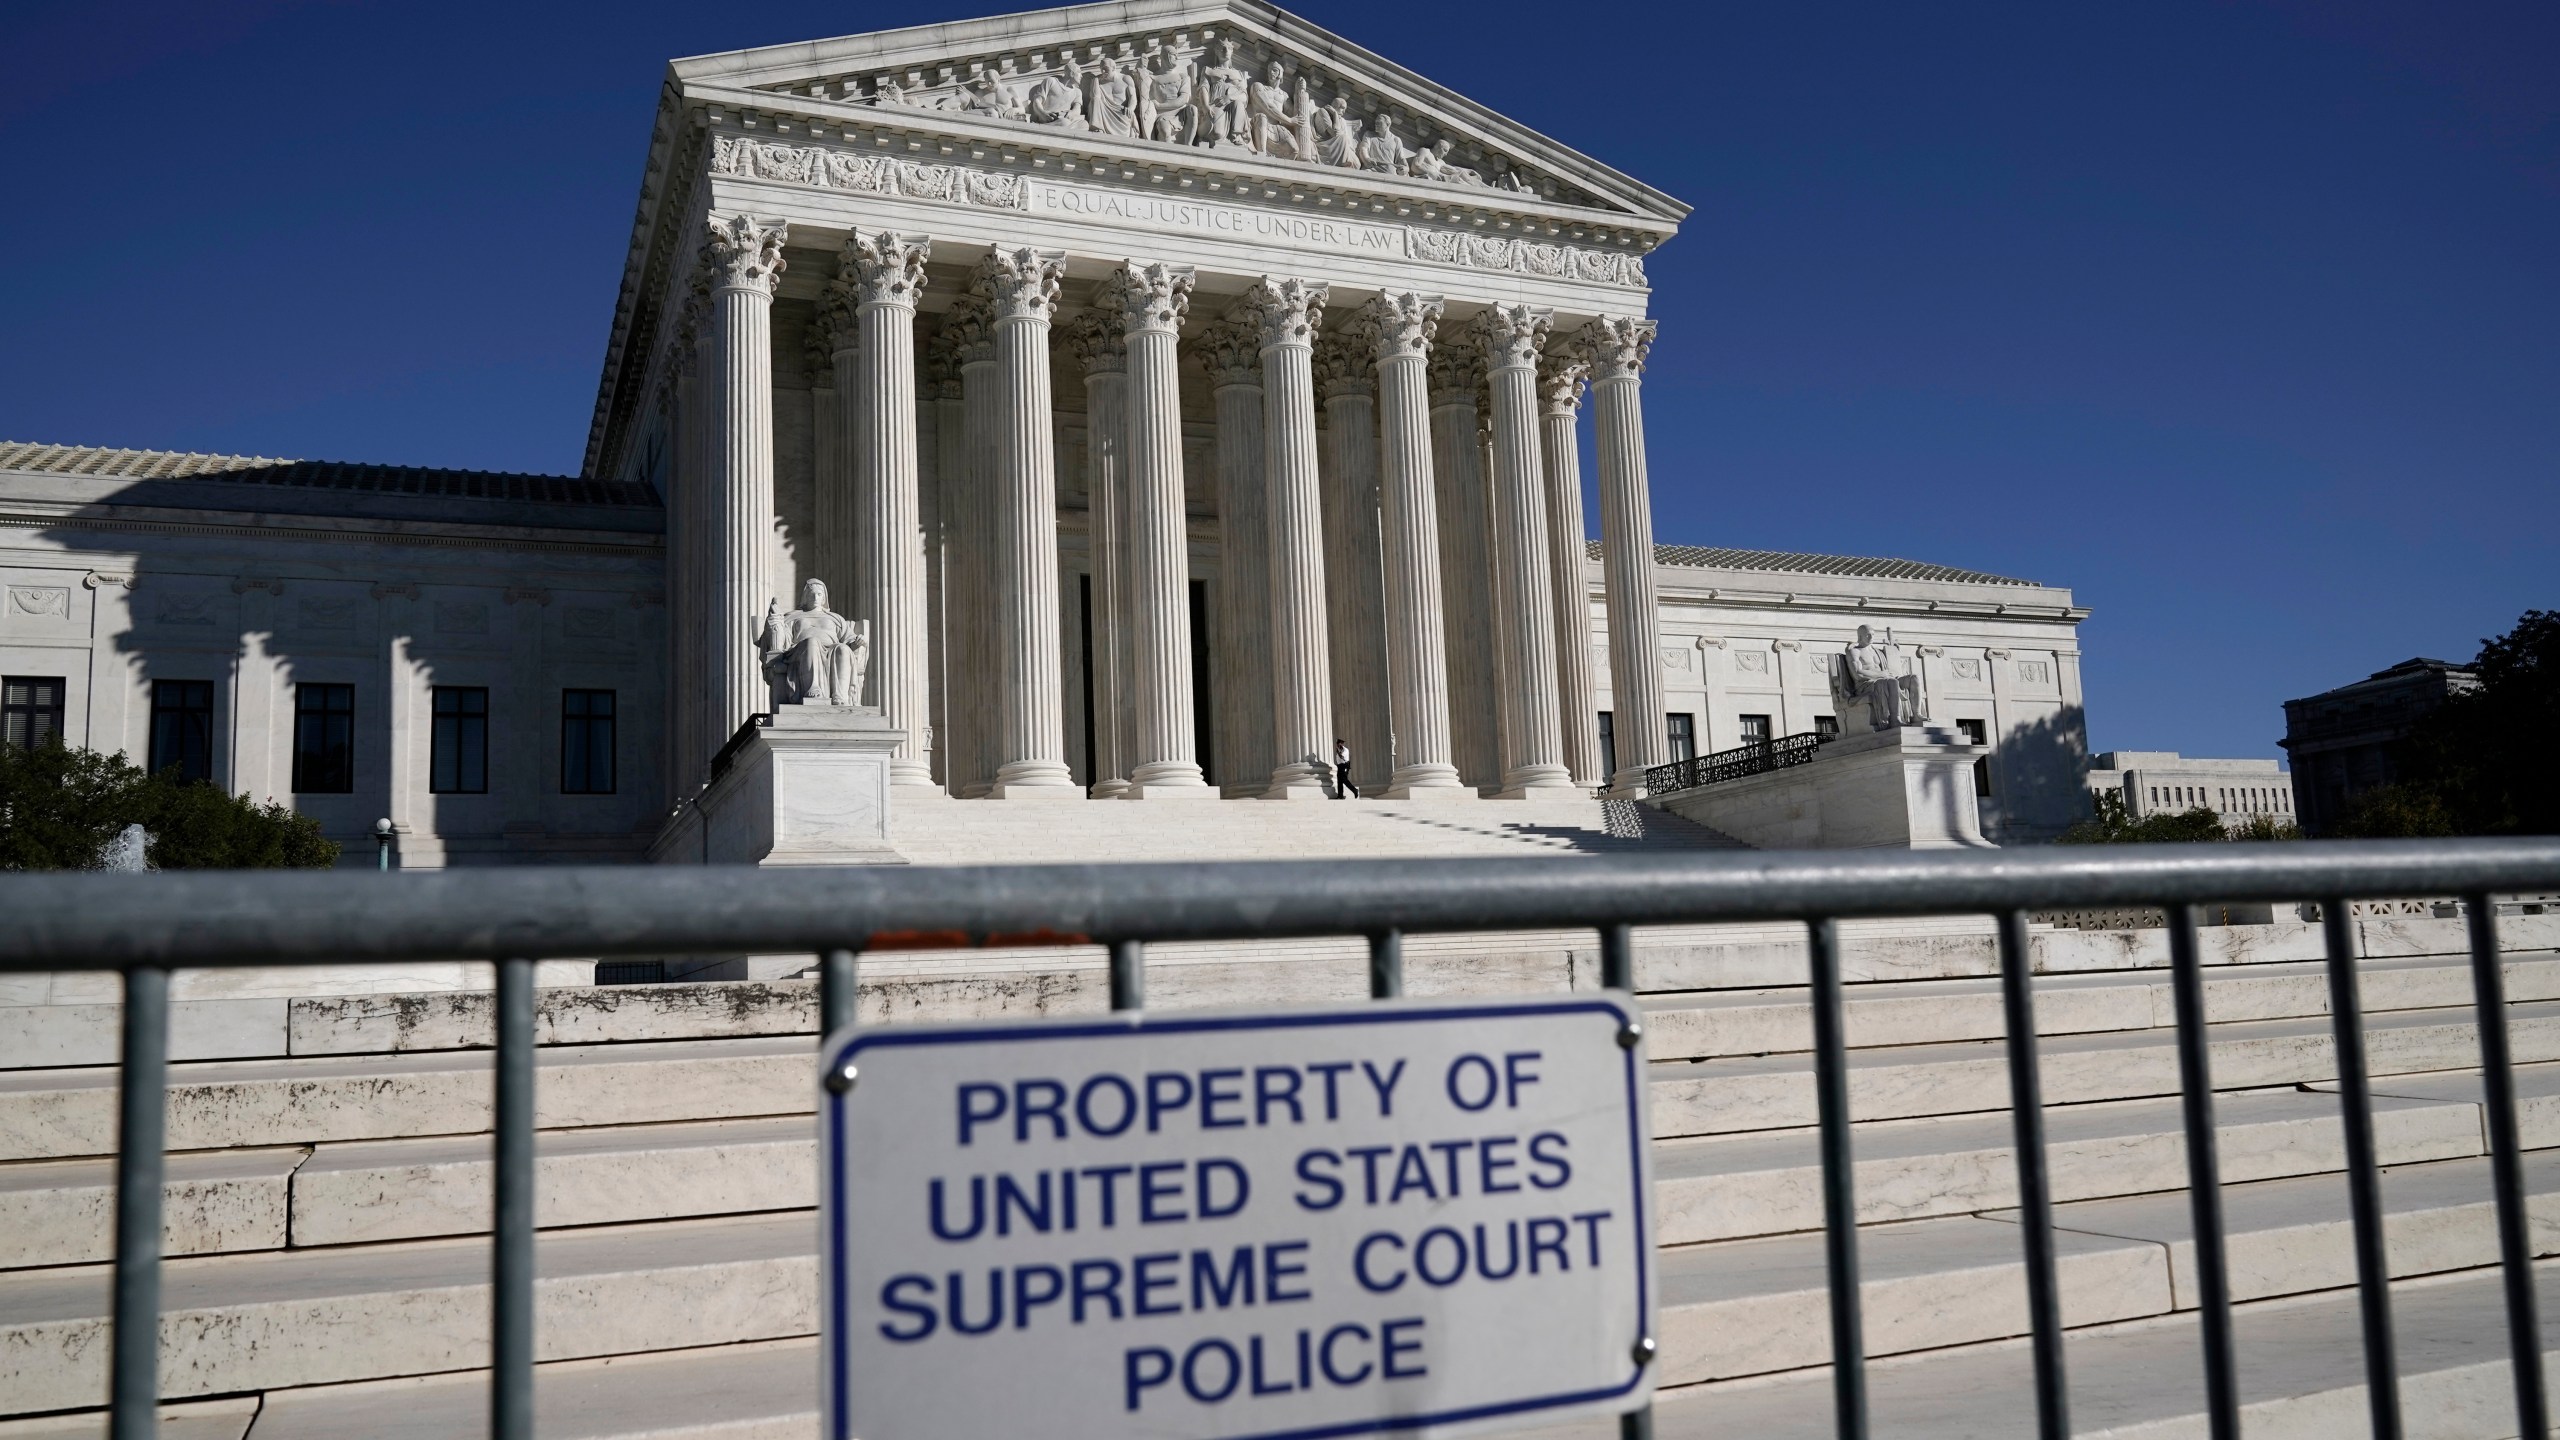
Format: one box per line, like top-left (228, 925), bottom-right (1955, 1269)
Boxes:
top-left (923, 331), bottom-right (965, 400)
top-left (1239, 277), bottom-right (1328, 352)
top-left (1468, 303), bottom-right (1553, 374)
top-left (702, 213), bottom-right (787, 295)
top-left (1102, 261), bottom-right (1195, 336)
top-left (1056, 310), bottom-right (1127, 375)
top-left (975, 246), bottom-right (1066, 323)
top-left (1312, 331), bottom-right (1374, 399)
top-left (1195, 316), bottom-right (1263, 388)
top-left (1537, 347), bottom-right (1590, 417)
top-left (1576, 314), bottom-right (1657, 383)
top-left (944, 291), bottom-right (998, 366)
top-left (1426, 343), bottom-right (1482, 406)
top-left (1358, 292), bottom-right (1444, 364)
top-left (849, 232), bottom-right (932, 309)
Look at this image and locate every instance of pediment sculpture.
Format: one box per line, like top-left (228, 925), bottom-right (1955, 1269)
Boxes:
top-left (758, 579), bottom-right (871, 707)
top-left (1830, 624), bottom-right (1931, 731)
top-left (803, 37), bottom-right (1564, 201)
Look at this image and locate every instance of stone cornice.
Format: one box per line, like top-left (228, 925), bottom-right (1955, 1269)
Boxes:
top-left (0, 501), bottom-right (662, 560)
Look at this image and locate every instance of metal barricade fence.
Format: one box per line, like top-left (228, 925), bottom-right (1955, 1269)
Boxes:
top-left (7, 837), bottom-right (2560, 1440)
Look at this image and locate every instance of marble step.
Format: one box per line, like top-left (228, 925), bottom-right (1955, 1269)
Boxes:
top-left (1654, 1082), bottom-right (2503, 1245)
top-left (0, 1147), bottom-right (306, 1270)
top-left (0, 1036), bottom-right (811, 1162)
top-left (238, 1340), bottom-right (823, 1440)
top-left (1656, 1148), bottom-right (2560, 1386)
top-left (1651, 1000), bottom-right (2560, 1138)
top-left (1522, 1262), bottom-right (2560, 1440)
top-left (1641, 952), bottom-right (2560, 1062)
top-left (0, 1396), bottom-right (258, 1440)
top-left (288, 1116), bottom-right (811, 1247)
top-left (0, 1213), bottom-right (817, 1414)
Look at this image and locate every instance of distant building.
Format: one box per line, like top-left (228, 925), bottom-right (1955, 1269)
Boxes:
top-left (2086, 751), bottom-right (2295, 825)
top-left (2280, 658), bottom-right (2478, 836)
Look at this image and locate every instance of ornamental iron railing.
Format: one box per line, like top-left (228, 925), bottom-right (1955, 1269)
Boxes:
top-left (5, 839), bottom-right (2560, 1440)
top-left (1641, 730), bottom-right (1828, 798)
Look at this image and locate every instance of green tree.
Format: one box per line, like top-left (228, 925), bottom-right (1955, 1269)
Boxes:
top-left (2387, 609), bottom-right (2560, 836)
top-left (0, 740), bottom-right (338, 870)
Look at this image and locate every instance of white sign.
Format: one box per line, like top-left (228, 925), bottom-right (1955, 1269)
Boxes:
top-left (1024, 181), bottom-right (1408, 261)
top-left (821, 995), bottom-right (1656, 1440)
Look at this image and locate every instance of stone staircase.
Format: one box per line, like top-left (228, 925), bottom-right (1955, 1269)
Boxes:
top-left (5, 910), bottom-right (2559, 1437)
top-left (887, 793), bottom-right (1751, 865)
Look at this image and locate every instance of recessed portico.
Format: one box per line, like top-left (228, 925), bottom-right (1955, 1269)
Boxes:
top-left (599, 0), bottom-right (1687, 811)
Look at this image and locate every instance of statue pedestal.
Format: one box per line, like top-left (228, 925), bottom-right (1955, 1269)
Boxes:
top-left (674, 705), bottom-right (909, 867)
top-left (1654, 725), bottom-right (1995, 850)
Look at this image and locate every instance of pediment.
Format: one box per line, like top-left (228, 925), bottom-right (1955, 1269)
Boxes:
top-left (670, 0), bottom-right (1686, 226)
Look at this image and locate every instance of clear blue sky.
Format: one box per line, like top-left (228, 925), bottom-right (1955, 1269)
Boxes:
top-left (2, 1), bottom-right (2551, 761)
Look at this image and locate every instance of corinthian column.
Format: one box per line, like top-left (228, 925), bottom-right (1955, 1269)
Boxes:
top-left (948, 294), bottom-right (1000, 796)
top-left (1472, 304), bottom-right (1574, 797)
top-left (925, 333), bottom-right (969, 793)
top-left (1357, 295), bottom-right (1465, 797)
top-left (668, 283), bottom-right (707, 791)
top-left (838, 233), bottom-right (935, 788)
top-left (1538, 346), bottom-right (1604, 786)
top-left (1579, 315), bottom-right (1670, 797)
top-left (1427, 343), bottom-right (1498, 790)
top-left (700, 213), bottom-right (785, 750)
top-left (1202, 316), bottom-right (1275, 795)
top-left (1313, 330), bottom-right (1390, 795)
top-left (1060, 310), bottom-right (1131, 797)
top-left (976, 247), bottom-right (1078, 797)
top-left (1241, 277), bottom-right (1334, 798)
top-left (1102, 263), bottom-right (1213, 797)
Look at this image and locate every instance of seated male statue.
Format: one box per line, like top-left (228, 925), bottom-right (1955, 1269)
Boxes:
top-left (758, 579), bottom-right (870, 707)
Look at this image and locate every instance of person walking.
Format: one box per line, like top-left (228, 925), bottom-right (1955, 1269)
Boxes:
top-left (1333, 738), bottom-right (1358, 799)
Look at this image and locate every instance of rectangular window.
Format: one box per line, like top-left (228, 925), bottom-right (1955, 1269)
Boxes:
top-left (149, 680), bottom-right (215, 782)
top-left (1737, 713), bottom-right (1771, 749)
top-left (1813, 714), bottom-right (1840, 740)
top-left (1667, 713), bottom-right (1697, 763)
top-left (430, 687), bottom-right (489, 794)
top-left (1956, 718), bottom-right (1992, 797)
top-left (1596, 711), bottom-right (1616, 781)
top-left (3, 676), bottom-right (67, 752)
top-left (561, 689), bottom-right (616, 795)
top-left (292, 683), bottom-right (355, 793)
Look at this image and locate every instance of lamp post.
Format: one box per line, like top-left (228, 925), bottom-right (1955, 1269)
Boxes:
top-left (374, 818), bottom-right (394, 872)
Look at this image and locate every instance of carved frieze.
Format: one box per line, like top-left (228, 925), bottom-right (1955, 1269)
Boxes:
top-left (5, 586), bottom-right (69, 620)
top-left (708, 135), bottom-right (1647, 290)
top-left (798, 35), bottom-right (1567, 202)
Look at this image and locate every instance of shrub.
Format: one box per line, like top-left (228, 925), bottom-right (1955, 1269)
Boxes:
top-left (0, 740), bottom-right (338, 870)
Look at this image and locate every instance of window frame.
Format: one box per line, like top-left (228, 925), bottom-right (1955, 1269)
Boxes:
top-left (148, 679), bottom-right (216, 783)
top-left (560, 688), bottom-right (617, 796)
top-left (429, 686), bottom-right (490, 795)
top-left (2, 675), bottom-right (68, 752)
top-left (291, 683), bottom-right (356, 794)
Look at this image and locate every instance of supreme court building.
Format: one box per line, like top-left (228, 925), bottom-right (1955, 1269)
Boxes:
top-left (0, 1), bottom-right (2094, 864)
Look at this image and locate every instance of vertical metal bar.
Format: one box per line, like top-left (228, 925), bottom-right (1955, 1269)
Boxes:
top-left (1807, 917), bottom-right (1869, 1440)
top-left (1109, 939), bottom-right (1143, 1013)
top-left (2464, 894), bottom-right (2547, 1437)
top-left (492, 957), bottom-right (536, 1440)
top-left (1996, 909), bottom-right (2070, 1440)
top-left (819, 947), bottom-right (860, 1039)
top-left (2322, 899), bottom-right (2401, 1440)
top-left (1368, 929), bottom-right (1402, 1000)
top-left (2165, 903), bottom-right (2240, 1440)
top-left (1600, 922), bottom-right (1635, 992)
top-left (1600, 922), bottom-right (1652, 1440)
top-left (109, 964), bottom-right (169, 1440)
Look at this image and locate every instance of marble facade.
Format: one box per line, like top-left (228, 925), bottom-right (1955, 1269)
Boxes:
top-left (0, 2), bottom-right (2098, 862)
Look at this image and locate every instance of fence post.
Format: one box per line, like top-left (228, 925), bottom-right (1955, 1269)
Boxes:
top-left (492, 957), bottom-right (537, 1440)
top-left (109, 964), bottom-right (170, 1440)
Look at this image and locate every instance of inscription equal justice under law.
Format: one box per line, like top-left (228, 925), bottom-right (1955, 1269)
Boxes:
top-left (1025, 182), bottom-right (1403, 258)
